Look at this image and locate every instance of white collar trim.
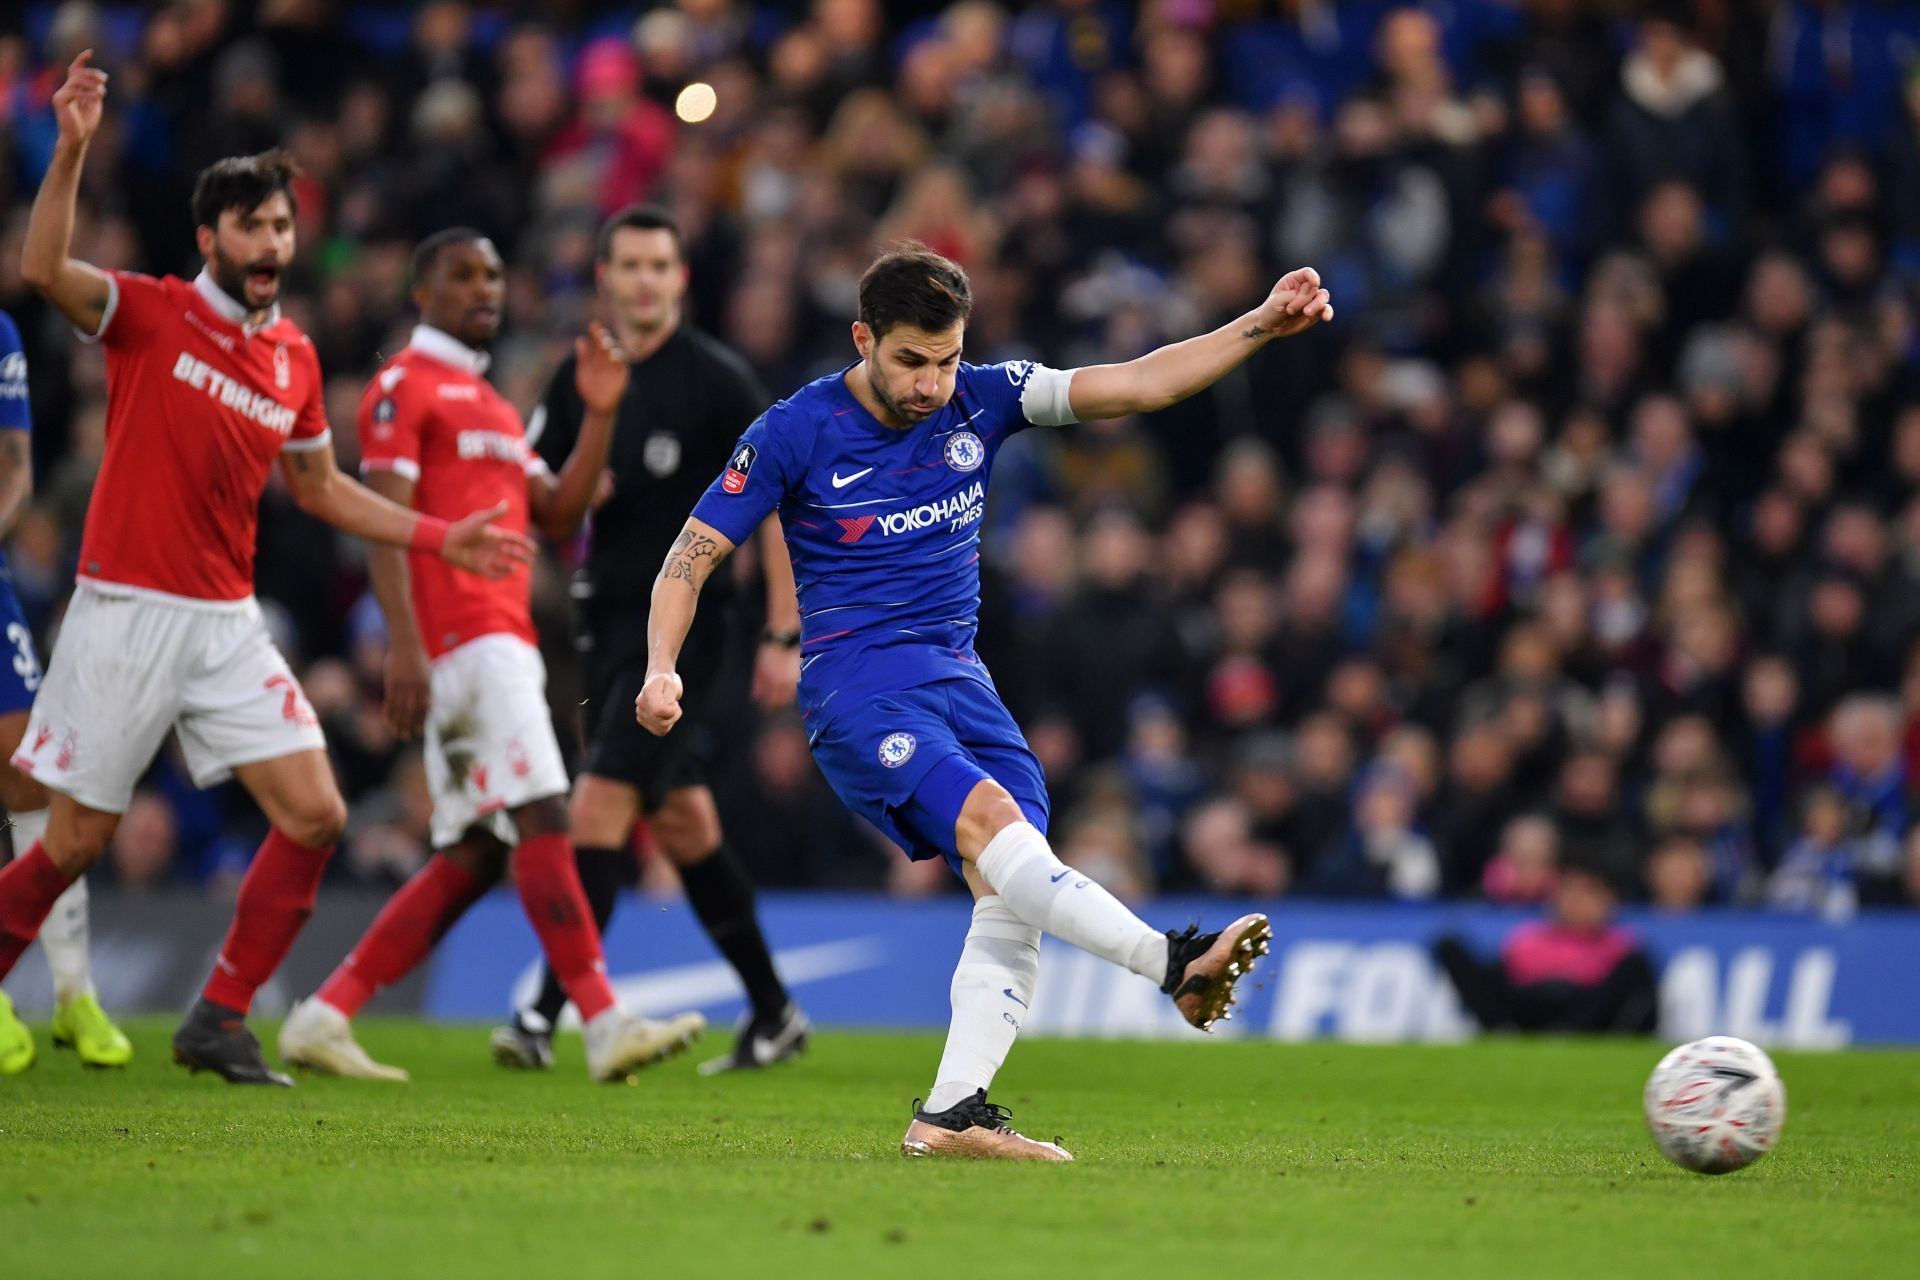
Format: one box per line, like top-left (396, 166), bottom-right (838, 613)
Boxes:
top-left (193, 269), bottom-right (281, 334)
top-left (408, 324), bottom-right (491, 375)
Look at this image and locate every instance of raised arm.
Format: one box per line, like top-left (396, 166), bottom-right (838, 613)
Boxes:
top-left (20, 52), bottom-right (114, 335)
top-left (636, 516), bottom-right (737, 736)
top-left (1063, 268), bottom-right (1334, 423)
top-left (527, 324), bottom-right (626, 540)
top-left (279, 440), bottom-right (533, 578)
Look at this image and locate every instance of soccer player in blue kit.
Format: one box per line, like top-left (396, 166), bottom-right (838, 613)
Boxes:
top-left (637, 245), bottom-right (1333, 1159)
top-left (0, 308), bottom-right (132, 1074)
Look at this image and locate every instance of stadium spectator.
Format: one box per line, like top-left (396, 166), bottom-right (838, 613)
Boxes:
top-left (1481, 813), bottom-right (1560, 907)
top-left (1435, 863), bottom-right (1659, 1034)
top-left (1767, 783), bottom-right (1873, 919)
top-left (1829, 695), bottom-right (1913, 840)
top-left (1645, 833), bottom-right (1713, 912)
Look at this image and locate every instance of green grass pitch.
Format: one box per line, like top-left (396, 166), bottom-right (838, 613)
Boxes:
top-left (1, 1019), bottom-right (1915, 1278)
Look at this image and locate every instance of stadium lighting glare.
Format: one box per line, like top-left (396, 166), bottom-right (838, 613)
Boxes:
top-left (676, 82), bottom-right (717, 124)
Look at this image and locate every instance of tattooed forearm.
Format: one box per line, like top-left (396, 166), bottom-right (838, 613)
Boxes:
top-left (659, 529), bottom-right (720, 587)
top-left (1241, 323), bottom-right (1266, 340)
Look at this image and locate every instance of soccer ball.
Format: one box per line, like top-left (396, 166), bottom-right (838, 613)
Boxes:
top-left (1643, 1037), bottom-right (1787, 1174)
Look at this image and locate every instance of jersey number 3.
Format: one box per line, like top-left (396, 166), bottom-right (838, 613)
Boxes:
top-left (7, 622), bottom-right (40, 693)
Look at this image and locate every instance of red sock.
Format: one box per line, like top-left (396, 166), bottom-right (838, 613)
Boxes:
top-left (0, 844), bottom-right (74, 981)
top-left (202, 829), bottom-right (333, 1014)
top-left (315, 855), bottom-right (486, 1018)
top-left (513, 832), bottom-right (615, 1021)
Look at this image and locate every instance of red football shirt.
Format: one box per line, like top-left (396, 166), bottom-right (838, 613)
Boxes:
top-left (358, 326), bottom-right (541, 658)
top-left (80, 271), bottom-right (332, 601)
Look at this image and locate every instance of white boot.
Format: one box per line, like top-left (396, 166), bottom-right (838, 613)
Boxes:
top-left (277, 999), bottom-right (410, 1082)
top-left (583, 1008), bottom-right (706, 1082)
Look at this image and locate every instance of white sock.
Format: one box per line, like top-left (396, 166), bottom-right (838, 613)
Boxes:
top-left (12, 808), bottom-right (93, 1002)
top-left (926, 895), bottom-right (1039, 1113)
top-left (974, 822), bottom-right (1167, 984)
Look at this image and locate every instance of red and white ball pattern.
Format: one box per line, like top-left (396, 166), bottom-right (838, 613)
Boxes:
top-left (1643, 1037), bottom-right (1787, 1174)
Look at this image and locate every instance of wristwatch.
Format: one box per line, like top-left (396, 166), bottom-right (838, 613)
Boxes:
top-left (762, 627), bottom-right (802, 649)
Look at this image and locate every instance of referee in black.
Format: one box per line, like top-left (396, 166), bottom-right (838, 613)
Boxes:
top-left (493, 207), bottom-right (809, 1074)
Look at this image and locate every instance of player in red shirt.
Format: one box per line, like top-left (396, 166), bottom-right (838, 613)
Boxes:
top-left (0, 52), bottom-right (532, 1086)
top-left (277, 229), bottom-right (704, 1081)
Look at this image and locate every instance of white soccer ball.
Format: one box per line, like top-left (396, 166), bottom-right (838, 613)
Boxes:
top-left (1643, 1036), bottom-right (1787, 1174)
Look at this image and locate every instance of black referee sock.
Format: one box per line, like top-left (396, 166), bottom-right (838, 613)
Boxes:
top-left (679, 844), bottom-right (790, 1022)
top-left (528, 845), bottom-right (626, 1031)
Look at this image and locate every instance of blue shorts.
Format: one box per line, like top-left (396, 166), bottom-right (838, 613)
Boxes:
top-left (808, 677), bottom-right (1050, 877)
top-left (0, 573), bottom-right (39, 717)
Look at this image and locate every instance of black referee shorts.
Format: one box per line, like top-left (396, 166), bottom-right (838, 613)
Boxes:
top-left (577, 608), bottom-right (732, 810)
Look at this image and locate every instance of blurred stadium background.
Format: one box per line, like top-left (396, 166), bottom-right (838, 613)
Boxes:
top-left (4, 0), bottom-right (1920, 1046)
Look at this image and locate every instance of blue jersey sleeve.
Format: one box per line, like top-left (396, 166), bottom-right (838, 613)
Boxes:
top-left (0, 312), bottom-right (28, 434)
top-left (690, 402), bottom-right (813, 547)
top-left (956, 360), bottom-right (1075, 439)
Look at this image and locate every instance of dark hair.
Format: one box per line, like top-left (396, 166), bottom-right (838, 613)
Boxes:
top-left (596, 206), bottom-right (684, 263)
top-left (857, 242), bottom-right (972, 340)
top-left (411, 227), bottom-right (487, 287)
top-left (190, 148), bottom-right (301, 230)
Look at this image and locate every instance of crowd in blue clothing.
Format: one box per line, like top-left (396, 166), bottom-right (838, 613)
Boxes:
top-left (2, 1), bottom-right (1920, 914)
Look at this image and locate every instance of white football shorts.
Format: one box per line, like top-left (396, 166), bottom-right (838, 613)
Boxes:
top-left (12, 580), bottom-right (327, 813)
top-left (422, 633), bottom-right (569, 848)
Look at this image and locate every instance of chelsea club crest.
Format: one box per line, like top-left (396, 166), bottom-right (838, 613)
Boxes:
top-left (878, 732), bottom-right (917, 768)
top-left (944, 431), bottom-right (984, 474)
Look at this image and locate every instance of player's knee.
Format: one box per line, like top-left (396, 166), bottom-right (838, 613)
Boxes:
top-left (0, 764), bottom-right (46, 813)
top-left (953, 782), bottom-right (1026, 863)
top-left (651, 790), bottom-right (720, 864)
top-left (283, 794), bottom-right (348, 850)
top-left (514, 795), bottom-right (569, 841)
top-left (44, 804), bottom-right (118, 876)
top-left (443, 838), bottom-right (508, 884)
top-left (568, 778), bottom-right (636, 848)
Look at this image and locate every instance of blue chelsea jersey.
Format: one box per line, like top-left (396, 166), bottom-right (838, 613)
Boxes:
top-left (0, 310), bottom-right (30, 581)
top-left (692, 360), bottom-right (1071, 724)
top-left (0, 311), bottom-right (28, 435)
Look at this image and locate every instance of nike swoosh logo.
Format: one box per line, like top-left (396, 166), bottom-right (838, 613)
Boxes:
top-left (831, 467), bottom-right (874, 489)
top-left (1050, 870), bottom-right (1071, 883)
top-left (1003, 988), bottom-right (1029, 1009)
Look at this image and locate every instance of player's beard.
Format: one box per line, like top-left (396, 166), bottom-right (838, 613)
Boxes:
top-left (210, 248), bottom-right (282, 315)
top-left (869, 375), bottom-right (934, 427)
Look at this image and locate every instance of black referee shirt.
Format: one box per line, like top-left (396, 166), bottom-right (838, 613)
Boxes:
top-left (531, 324), bottom-right (769, 608)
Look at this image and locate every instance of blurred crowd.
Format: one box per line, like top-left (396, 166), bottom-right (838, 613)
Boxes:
top-left (5, 0), bottom-right (1920, 916)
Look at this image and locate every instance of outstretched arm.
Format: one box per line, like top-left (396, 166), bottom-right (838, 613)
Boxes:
top-left (20, 52), bottom-right (113, 334)
top-left (637, 516), bottom-right (737, 736)
top-left (1063, 268), bottom-right (1333, 422)
top-left (280, 441), bottom-right (534, 578)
